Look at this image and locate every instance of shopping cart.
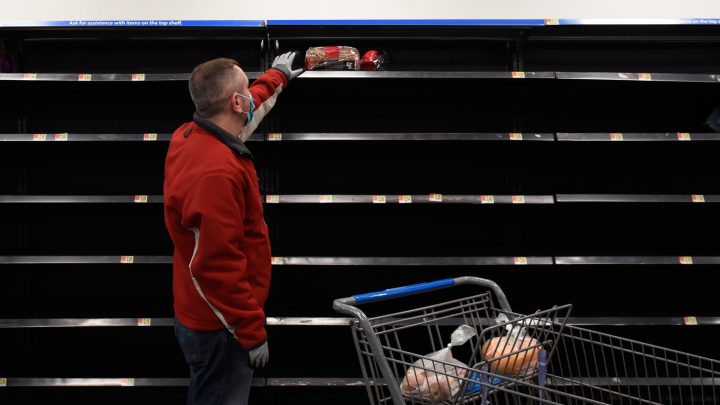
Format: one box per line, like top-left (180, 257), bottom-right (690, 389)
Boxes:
top-left (333, 276), bottom-right (720, 404)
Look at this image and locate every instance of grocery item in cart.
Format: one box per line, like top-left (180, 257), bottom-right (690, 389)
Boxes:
top-left (481, 317), bottom-right (540, 376)
top-left (305, 46), bottom-right (360, 70)
top-left (399, 325), bottom-right (476, 402)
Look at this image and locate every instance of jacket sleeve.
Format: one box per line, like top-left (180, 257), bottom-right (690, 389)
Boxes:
top-left (241, 68), bottom-right (289, 140)
top-left (181, 172), bottom-right (266, 349)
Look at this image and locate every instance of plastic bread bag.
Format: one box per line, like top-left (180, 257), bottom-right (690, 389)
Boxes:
top-left (399, 325), bottom-right (477, 402)
top-left (305, 46), bottom-right (360, 70)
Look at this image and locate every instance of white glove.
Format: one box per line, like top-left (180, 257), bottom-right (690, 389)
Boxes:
top-left (248, 341), bottom-right (269, 368)
top-left (272, 51), bottom-right (304, 81)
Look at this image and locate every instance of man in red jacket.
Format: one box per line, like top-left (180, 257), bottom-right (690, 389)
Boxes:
top-left (164, 52), bottom-right (302, 405)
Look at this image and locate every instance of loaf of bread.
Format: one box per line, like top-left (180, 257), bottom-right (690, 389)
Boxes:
top-left (305, 46), bottom-right (360, 70)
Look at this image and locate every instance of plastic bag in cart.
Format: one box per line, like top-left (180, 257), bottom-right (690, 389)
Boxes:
top-left (399, 325), bottom-right (476, 402)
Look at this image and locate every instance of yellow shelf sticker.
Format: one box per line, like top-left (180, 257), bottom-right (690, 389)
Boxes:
top-left (372, 195), bottom-right (386, 204)
top-left (429, 193), bottom-right (443, 202)
top-left (512, 195), bottom-right (526, 204)
top-left (267, 133), bottom-right (283, 141)
top-left (33, 134), bottom-right (47, 141)
top-left (691, 195), bottom-right (705, 203)
top-left (265, 195), bottom-right (280, 204)
top-left (143, 133), bottom-right (157, 141)
top-left (480, 195), bottom-right (495, 204)
top-left (683, 316), bottom-right (698, 326)
top-left (23, 73), bottom-right (37, 80)
top-left (137, 318), bottom-right (152, 326)
top-left (638, 73), bottom-right (652, 81)
top-left (679, 256), bottom-right (694, 265)
top-left (677, 132), bottom-right (692, 141)
top-left (319, 195), bottom-right (333, 203)
top-left (120, 256), bottom-right (134, 264)
top-left (610, 133), bottom-right (624, 141)
top-left (544, 18), bottom-right (560, 25)
top-left (0, 378), bottom-right (6, 387)
top-left (54, 133), bottom-right (68, 141)
top-left (511, 71), bottom-right (526, 79)
top-left (134, 195), bottom-right (148, 203)
top-left (122, 378), bottom-right (135, 387)
top-left (514, 256), bottom-right (528, 265)
top-left (399, 195), bottom-right (413, 204)
top-left (509, 133), bottom-right (523, 141)
top-left (78, 73), bottom-right (92, 81)
top-left (131, 74), bottom-right (146, 81)
top-left (271, 257), bottom-right (284, 265)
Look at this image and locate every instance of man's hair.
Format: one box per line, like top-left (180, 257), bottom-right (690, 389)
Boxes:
top-left (189, 58), bottom-right (243, 118)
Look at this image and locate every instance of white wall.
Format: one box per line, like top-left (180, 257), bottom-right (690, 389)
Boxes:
top-left (1, 0), bottom-right (719, 22)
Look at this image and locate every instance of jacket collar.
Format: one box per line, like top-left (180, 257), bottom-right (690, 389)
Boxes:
top-left (193, 112), bottom-right (253, 159)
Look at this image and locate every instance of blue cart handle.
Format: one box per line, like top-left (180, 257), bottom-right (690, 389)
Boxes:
top-left (352, 278), bottom-right (456, 304)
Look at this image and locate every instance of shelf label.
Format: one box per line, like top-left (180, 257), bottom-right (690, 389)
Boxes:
top-left (509, 133), bottom-right (523, 141)
top-left (137, 318), bottom-right (152, 326)
top-left (429, 193), bottom-right (443, 202)
top-left (677, 132), bottom-right (692, 141)
top-left (372, 195), bottom-right (386, 204)
top-left (691, 195), bottom-right (705, 203)
top-left (544, 18), bottom-right (560, 25)
top-left (131, 74), bottom-right (146, 81)
top-left (319, 195), bottom-right (333, 203)
top-left (0, 378), bottom-right (6, 387)
top-left (32, 134), bottom-right (47, 141)
top-left (267, 133), bottom-right (283, 141)
top-left (271, 257), bottom-right (285, 265)
top-left (610, 133), bottom-right (624, 141)
top-left (78, 73), bottom-right (92, 81)
top-left (514, 256), bottom-right (528, 265)
top-left (120, 256), bottom-right (134, 264)
top-left (265, 195), bottom-right (280, 204)
top-left (399, 195), bottom-right (413, 204)
top-left (512, 195), bottom-right (526, 204)
top-left (143, 133), bottom-right (157, 141)
top-left (54, 133), bottom-right (68, 141)
top-left (679, 256), bottom-right (694, 265)
top-left (683, 316), bottom-right (698, 326)
top-left (480, 195), bottom-right (495, 204)
top-left (511, 71), bottom-right (526, 79)
top-left (23, 73), bottom-right (37, 80)
top-left (121, 378), bottom-right (135, 387)
top-left (134, 195), bottom-right (148, 203)
top-left (638, 73), bottom-right (652, 81)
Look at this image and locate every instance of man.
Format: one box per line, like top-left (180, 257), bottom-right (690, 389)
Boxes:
top-left (163, 52), bottom-right (303, 405)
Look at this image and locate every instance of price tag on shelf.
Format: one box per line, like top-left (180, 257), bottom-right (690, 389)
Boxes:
top-left (683, 316), bottom-right (698, 326)
top-left (121, 378), bottom-right (135, 387)
top-left (372, 195), bottom-right (386, 204)
top-left (399, 195), bottom-right (413, 204)
top-left (677, 133), bottom-right (692, 141)
top-left (120, 256), bottom-right (134, 264)
top-left (78, 73), bottom-right (92, 81)
top-left (429, 193), bottom-right (443, 202)
top-left (511, 71), bottom-right (526, 79)
top-left (267, 133), bottom-right (283, 141)
top-left (137, 318), bottom-right (152, 327)
top-left (679, 256), bottom-right (694, 265)
top-left (54, 133), bottom-right (68, 141)
top-left (638, 73), bottom-right (652, 81)
top-left (265, 195), bottom-right (280, 204)
top-left (691, 195), bottom-right (705, 203)
top-left (319, 195), bottom-right (333, 203)
top-left (131, 74), bottom-right (146, 81)
top-left (480, 195), bottom-right (495, 204)
top-left (0, 378), bottom-right (6, 387)
top-left (143, 133), bottom-right (157, 141)
top-left (512, 195), bottom-right (526, 204)
top-left (514, 257), bottom-right (528, 265)
top-left (509, 133), bottom-right (523, 141)
top-left (134, 195), bottom-right (148, 203)
top-left (544, 18), bottom-right (560, 25)
top-left (23, 73), bottom-right (37, 80)
top-left (271, 257), bottom-right (285, 265)
top-left (610, 133), bottom-right (624, 141)
top-left (32, 134), bottom-right (47, 141)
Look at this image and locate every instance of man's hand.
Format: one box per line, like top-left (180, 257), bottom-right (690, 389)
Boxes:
top-left (272, 51), bottom-right (304, 81)
top-left (248, 341), bottom-right (269, 368)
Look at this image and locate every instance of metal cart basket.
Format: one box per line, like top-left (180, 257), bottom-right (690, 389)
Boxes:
top-left (334, 276), bottom-right (720, 404)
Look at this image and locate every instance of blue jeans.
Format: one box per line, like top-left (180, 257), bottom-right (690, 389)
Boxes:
top-left (174, 319), bottom-right (254, 405)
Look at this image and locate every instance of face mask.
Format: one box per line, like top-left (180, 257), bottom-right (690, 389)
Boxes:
top-left (237, 93), bottom-right (255, 124)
